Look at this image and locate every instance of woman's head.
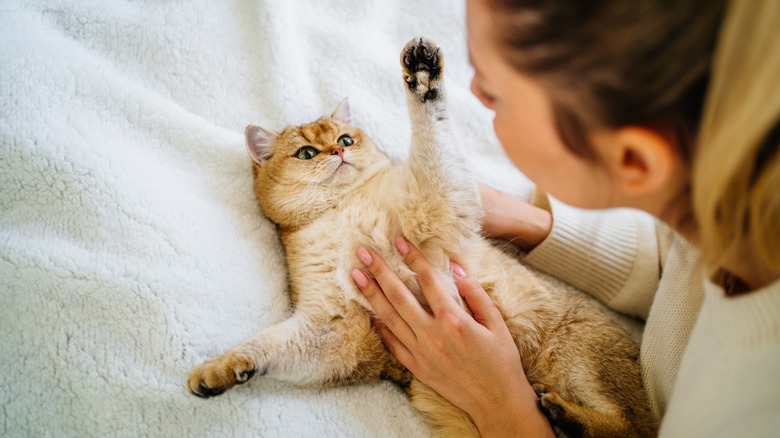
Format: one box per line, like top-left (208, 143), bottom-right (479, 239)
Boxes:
top-left (466, 0), bottom-right (723, 213)
top-left (467, 0), bottom-right (780, 276)
top-left (482, 0), bottom-right (724, 162)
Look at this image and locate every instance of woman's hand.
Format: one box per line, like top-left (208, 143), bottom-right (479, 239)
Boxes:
top-left (479, 183), bottom-right (552, 251)
top-left (350, 237), bottom-right (554, 437)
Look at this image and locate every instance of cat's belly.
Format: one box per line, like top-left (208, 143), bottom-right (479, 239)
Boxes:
top-left (283, 204), bottom-right (461, 312)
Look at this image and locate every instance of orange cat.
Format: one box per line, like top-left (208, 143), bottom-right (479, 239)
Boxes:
top-left (187, 37), bottom-right (657, 437)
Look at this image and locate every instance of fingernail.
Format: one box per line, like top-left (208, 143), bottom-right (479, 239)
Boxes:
top-left (451, 262), bottom-right (467, 279)
top-left (351, 269), bottom-right (369, 288)
top-left (357, 247), bottom-right (373, 266)
top-left (395, 237), bottom-right (409, 255)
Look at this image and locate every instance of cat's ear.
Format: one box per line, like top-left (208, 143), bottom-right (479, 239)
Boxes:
top-left (331, 98), bottom-right (352, 126)
top-left (245, 125), bottom-right (279, 167)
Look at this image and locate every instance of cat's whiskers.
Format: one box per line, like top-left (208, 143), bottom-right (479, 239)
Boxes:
top-left (280, 166), bottom-right (317, 225)
top-left (292, 159), bottom-right (346, 224)
top-left (290, 165), bottom-right (322, 187)
top-left (288, 167), bottom-right (323, 200)
top-left (286, 162), bottom-right (335, 225)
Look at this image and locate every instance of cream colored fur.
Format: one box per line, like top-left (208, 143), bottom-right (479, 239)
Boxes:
top-left (187, 37), bottom-right (657, 438)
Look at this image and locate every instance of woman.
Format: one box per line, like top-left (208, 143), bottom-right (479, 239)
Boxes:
top-left (351, 0), bottom-right (780, 436)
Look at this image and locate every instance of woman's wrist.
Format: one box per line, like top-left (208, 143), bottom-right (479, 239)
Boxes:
top-left (479, 184), bottom-right (553, 251)
top-left (506, 202), bottom-right (552, 251)
top-left (470, 378), bottom-right (554, 437)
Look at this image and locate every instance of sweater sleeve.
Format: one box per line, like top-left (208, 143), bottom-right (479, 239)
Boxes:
top-left (523, 191), bottom-right (669, 320)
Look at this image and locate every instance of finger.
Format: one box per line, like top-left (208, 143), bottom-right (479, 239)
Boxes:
top-left (451, 262), bottom-right (506, 331)
top-left (395, 237), bottom-right (459, 316)
top-left (351, 269), bottom-right (419, 346)
top-left (373, 319), bottom-right (419, 374)
top-left (356, 247), bottom-right (430, 328)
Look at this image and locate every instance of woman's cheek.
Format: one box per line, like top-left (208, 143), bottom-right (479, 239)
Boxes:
top-left (493, 115), bottom-right (529, 173)
top-left (470, 77), bottom-right (495, 110)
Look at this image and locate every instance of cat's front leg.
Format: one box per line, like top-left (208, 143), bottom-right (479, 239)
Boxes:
top-left (402, 37), bottom-right (466, 180)
top-left (187, 351), bottom-right (257, 398)
top-left (402, 37), bottom-right (448, 118)
top-left (399, 37), bottom-right (482, 249)
top-left (187, 308), bottom-right (388, 398)
top-left (187, 316), bottom-right (309, 398)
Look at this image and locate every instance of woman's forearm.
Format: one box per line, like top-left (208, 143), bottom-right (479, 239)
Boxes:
top-left (470, 377), bottom-right (555, 438)
top-left (479, 183), bottom-right (552, 251)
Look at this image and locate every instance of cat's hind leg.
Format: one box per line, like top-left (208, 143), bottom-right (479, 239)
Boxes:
top-left (532, 383), bottom-right (655, 438)
top-left (408, 378), bottom-right (479, 438)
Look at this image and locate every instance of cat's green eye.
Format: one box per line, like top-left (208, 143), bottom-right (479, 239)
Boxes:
top-left (296, 146), bottom-right (319, 160)
top-left (337, 135), bottom-right (354, 147)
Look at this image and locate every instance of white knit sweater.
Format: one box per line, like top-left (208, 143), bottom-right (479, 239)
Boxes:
top-left (523, 197), bottom-right (780, 436)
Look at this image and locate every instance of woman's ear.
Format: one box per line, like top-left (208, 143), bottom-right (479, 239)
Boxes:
top-left (603, 127), bottom-right (679, 197)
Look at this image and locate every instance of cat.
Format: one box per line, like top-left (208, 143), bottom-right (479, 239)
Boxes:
top-left (187, 37), bottom-right (658, 438)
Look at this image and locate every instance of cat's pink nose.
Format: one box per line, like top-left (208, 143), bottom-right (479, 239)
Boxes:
top-left (331, 147), bottom-right (345, 159)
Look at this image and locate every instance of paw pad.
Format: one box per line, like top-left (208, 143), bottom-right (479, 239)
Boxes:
top-left (186, 354), bottom-right (258, 399)
top-left (401, 37), bottom-right (444, 101)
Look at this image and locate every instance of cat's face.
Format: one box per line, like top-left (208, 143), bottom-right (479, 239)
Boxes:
top-left (247, 100), bottom-right (391, 228)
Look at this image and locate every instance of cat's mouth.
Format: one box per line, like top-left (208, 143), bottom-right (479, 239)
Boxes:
top-left (334, 154), bottom-right (352, 168)
top-left (322, 157), bottom-right (353, 183)
top-left (334, 159), bottom-right (352, 173)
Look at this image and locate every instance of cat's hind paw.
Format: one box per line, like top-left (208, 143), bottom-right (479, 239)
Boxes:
top-left (187, 353), bottom-right (261, 398)
top-left (534, 382), bottom-right (590, 437)
top-left (401, 36), bottom-right (443, 102)
top-left (533, 383), bottom-right (568, 423)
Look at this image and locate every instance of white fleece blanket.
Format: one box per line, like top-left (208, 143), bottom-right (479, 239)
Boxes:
top-left (0, 0), bottom-right (541, 436)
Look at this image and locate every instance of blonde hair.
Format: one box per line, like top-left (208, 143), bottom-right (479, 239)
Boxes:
top-left (487, 0), bottom-right (779, 276)
top-left (694, 0), bottom-right (780, 275)
top-left (487, 0), bottom-right (725, 162)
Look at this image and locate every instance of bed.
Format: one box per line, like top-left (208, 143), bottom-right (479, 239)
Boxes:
top-left (0, 1), bottom-right (535, 436)
top-left (0, 1), bottom-right (640, 436)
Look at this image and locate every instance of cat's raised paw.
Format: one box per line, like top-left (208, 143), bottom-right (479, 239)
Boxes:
top-left (401, 37), bottom-right (443, 102)
top-left (187, 353), bottom-right (261, 398)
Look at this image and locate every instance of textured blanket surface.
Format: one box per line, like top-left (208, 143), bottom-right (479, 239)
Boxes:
top-left (1, 0), bottom-right (542, 436)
